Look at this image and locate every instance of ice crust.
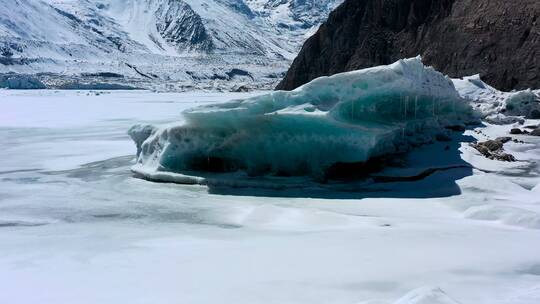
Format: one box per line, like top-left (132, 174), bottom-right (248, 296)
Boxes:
top-left (130, 57), bottom-right (473, 180)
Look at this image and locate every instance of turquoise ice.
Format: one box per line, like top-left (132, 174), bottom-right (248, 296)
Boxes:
top-left (130, 57), bottom-right (473, 179)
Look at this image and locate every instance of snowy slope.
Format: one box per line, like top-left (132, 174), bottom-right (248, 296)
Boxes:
top-left (0, 0), bottom-right (343, 87)
top-left (0, 0), bottom-right (132, 61)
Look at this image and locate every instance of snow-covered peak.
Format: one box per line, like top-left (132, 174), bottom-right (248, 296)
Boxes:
top-left (2, 0), bottom-right (341, 65)
top-left (87, 0), bottom-right (342, 58)
top-left (245, 0), bottom-right (340, 29)
top-left (0, 0), bottom-right (342, 88)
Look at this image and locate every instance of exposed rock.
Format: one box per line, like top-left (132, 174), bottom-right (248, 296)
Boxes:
top-left (496, 137), bottom-right (512, 144)
top-left (226, 69), bottom-right (253, 80)
top-left (530, 128), bottom-right (540, 136)
top-left (482, 140), bottom-right (503, 152)
top-left (277, 0), bottom-right (540, 91)
top-left (81, 72), bottom-right (125, 78)
top-left (498, 153), bottom-right (517, 162)
top-left (156, 1), bottom-right (214, 53)
top-left (472, 138), bottom-right (516, 162)
top-left (510, 128), bottom-right (523, 135)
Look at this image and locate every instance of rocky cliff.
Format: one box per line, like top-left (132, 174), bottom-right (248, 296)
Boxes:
top-left (277, 0), bottom-right (540, 91)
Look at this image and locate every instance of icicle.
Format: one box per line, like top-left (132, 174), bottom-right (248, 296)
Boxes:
top-left (414, 96), bottom-right (418, 120)
top-left (351, 99), bottom-right (354, 121)
top-left (404, 96), bottom-right (408, 119)
top-left (399, 93), bottom-right (402, 118)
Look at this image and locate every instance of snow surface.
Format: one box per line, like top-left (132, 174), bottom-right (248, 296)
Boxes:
top-left (453, 75), bottom-right (540, 123)
top-left (1, 89), bottom-right (540, 304)
top-left (130, 58), bottom-right (474, 181)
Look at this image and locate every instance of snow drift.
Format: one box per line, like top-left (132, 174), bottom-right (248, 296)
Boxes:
top-left (453, 75), bottom-right (540, 124)
top-left (393, 286), bottom-right (461, 304)
top-left (130, 57), bottom-right (473, 182)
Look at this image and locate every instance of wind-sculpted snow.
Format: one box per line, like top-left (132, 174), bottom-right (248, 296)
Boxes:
top-left (393, 287), bottom-right (461, 304)
top-left (130, 58), bottom-right (473, 182)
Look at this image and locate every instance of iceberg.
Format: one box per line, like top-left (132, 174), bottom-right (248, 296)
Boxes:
top-left (130, 57), bottom-right (474, 182)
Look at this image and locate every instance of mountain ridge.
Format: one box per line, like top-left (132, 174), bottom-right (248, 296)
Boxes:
top-left (0, 0), bottom-right (343, 88)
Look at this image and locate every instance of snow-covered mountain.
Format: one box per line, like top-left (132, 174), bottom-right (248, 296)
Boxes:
top-left (0, 0), bottom-right (342, 89)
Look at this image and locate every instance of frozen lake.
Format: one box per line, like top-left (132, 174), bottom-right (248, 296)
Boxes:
top-left (1, 90), bottom-right (540, 304)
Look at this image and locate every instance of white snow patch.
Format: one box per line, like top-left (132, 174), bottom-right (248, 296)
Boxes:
top-left (1, 89), bottom-right (540, 304)
top-left (464, 205), bottom-right (540, 229)
top-left (453, 75), bottom-right (540, 124)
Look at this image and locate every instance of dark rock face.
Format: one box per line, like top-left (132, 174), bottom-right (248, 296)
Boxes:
top-left (277, 0), bottom-right (540, 91)
top-left (510, 128), bottom-right (523, 135)
top-left (530, 128), bottom-right (540, 136)
top-left (156, 0), bottom-right (214, 53)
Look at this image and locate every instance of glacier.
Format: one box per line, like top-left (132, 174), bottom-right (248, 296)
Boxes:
top-left (130, 57), bottom-right (474, 182)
